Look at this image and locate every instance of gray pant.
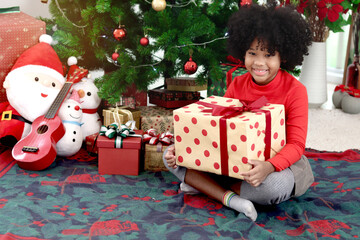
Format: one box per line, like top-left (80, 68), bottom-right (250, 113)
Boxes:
top-left (163, 146), bottom-right (295, 205)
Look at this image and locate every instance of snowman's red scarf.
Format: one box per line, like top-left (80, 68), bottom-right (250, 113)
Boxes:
top-left (82, 108), bottom-right (98, 114)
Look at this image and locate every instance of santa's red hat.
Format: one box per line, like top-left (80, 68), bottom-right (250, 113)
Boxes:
top-left (5, 34), bottom-right (64, 84)
top-left (66, 56), bottom-right (80, 81)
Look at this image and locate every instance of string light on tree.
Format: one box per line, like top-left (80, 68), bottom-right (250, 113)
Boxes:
top-left (152, 0), bottom-right (166, 11)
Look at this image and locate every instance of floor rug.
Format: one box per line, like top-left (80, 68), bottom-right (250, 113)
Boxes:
top-left (0, 149), bottom-right (359, 239)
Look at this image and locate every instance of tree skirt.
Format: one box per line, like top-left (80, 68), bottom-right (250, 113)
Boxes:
top-left (0, 148), bottom-right (359, 239)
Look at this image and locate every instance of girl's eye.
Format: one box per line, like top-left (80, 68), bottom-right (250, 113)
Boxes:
top-left (248, 51), bottom-right (255, 56)
top-left (52, 82), bottom-right (56, 87)
top-left (35, 77), bottom-right (39, 82)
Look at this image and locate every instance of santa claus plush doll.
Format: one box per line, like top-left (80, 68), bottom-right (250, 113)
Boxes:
top-left (0, 34), bottom-right (65, 147)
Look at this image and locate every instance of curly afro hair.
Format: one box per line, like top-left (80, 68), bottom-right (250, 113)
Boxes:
top-left (227, 3), bottom-right (312, 71)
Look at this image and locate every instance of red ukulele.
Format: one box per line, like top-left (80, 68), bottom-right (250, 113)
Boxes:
top-left (12, 68), bottom-right (89, 170)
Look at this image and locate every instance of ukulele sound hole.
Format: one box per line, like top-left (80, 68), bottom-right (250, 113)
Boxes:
top-left (37, 125), bottom-right (49, 134)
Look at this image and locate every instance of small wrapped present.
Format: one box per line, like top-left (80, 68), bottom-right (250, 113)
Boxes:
top-left (119, 96), bottom-right (136, 109)
top-left (102, 107), bottom-right (141, 130)
top-left (0, 8), bottom-right (46, 102)
top-left (207, 56), bottom-right (247, 97)
top-left (85, 133), bottom-right (99, 154)
top-left (173, 96), bottom-right (286, 179)
top-left (97, 123), bottom-right (143, 175)
top-left (122, 83), bottom-right (147, 106)
top-left (166, 77), bottom-right (207, 92)
top-left (143, 129), bottom-right (174, 172)
top-left (148, 89), bottom-right (200, 109)
top-left (139, 106), bottom-right (174, 133)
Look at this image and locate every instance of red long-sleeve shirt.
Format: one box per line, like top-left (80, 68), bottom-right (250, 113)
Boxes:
top-left (224, 69), bottom-right (308, 171)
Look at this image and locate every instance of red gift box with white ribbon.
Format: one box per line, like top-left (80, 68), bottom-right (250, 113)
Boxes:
top-left (96, 125), bottom-right (143, 175)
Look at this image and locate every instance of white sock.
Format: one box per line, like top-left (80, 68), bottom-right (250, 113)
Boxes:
top-left (180, 182), bottom-right (200, 195)
top-left (222, 190), bottom-right (257, 221)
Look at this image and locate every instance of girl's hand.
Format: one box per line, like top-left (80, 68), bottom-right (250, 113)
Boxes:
top-left (164, 145), bottom-right (177, 169)
top-left (240, 160), bottom-right (275, 187)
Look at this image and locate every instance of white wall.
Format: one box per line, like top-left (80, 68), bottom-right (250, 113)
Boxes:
top-left (0, 0), bottom-right (51, 18)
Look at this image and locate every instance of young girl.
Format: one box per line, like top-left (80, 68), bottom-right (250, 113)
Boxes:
top-left (163, 3), bottom-right (314, 221)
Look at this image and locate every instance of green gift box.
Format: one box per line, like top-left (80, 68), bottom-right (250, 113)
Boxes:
top-left (207, 63), bottom-right (247, 97)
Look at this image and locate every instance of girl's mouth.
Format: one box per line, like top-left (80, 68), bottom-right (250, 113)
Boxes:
top-left (253, 69), bottom-right (268, 76)
top-left (41, 93), bottom-right (48, 98)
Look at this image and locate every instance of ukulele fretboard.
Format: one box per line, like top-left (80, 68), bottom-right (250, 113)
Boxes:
top-left (45, 82), bottom-right (72, 119)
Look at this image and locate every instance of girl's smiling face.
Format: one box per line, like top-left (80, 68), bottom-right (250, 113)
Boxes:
top-left (244, 39), bottom-right (281, 85)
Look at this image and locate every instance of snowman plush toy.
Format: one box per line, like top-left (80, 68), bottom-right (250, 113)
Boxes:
top-left (56, 90), bottom-right (83, 157)
top-left (70, 57), bottom-right (102, 140)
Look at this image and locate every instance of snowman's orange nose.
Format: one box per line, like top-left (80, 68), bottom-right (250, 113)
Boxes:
top-left (78, 89), bottom-right (85, 98)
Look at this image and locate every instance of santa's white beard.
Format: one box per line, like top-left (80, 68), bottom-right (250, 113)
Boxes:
top-left (6, 77), bottom-right (61, 122)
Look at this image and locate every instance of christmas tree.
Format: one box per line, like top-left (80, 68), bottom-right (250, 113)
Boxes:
top-left (43, 0), bottom-right (240, 104)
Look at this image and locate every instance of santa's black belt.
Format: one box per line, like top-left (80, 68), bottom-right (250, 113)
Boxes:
top-left (1, 111), bottom-right (32, 124)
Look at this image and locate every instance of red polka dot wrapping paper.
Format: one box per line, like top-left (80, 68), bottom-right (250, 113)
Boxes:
top-left (0, 12), bottom-right (46, 103)
top-left (173, 96), bottom-right (286, 179)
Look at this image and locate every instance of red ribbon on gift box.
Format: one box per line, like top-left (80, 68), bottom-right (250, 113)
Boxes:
top-left (197, 96), bottom-right (272, 177)
top-left (221, 55), bottom-right (246, 88)
top-left (143, 129), bottom-right (174, 145)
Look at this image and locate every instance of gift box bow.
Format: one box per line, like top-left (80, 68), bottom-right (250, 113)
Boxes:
top-left (199, 96), bottom-right (268, 118)
top-left (0, 7), bottom-right (20, 14)
top-left (99, 121), bottom-right (142, 148)
top-left (221, 55), bottom-right (246, 88)
top-left (106, 107), bottom-right (138, 129)
top-left (196, 96), bottom-right (272, 176)
top-left (143, 129), bottom-right (174, 146)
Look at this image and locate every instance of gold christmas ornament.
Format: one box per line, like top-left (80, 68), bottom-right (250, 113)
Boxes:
top-left (152, 0), bottom-right (166, 12)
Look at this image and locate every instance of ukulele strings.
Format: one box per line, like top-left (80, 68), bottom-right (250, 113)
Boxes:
top-left (29, 82), bottom-right (72, 148)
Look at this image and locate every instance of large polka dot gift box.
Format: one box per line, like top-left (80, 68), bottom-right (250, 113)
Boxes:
top-left (173, 96), bottom-right (286, 179)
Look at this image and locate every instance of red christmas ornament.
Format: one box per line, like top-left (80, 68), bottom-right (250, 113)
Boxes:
top-left (184, 57), bottom-right (198, 75)
top-left (112, 52), bottom-right (119, 61)
top-left (113, 27), bottom-right (127, 41)
top-left (240, 0), bottom-right (252, 6)
top-left (140, 37), bottom-right (149, 46)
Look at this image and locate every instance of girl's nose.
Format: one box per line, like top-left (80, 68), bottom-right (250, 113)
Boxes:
top-left (254, 57), bottom-right (264, 66)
